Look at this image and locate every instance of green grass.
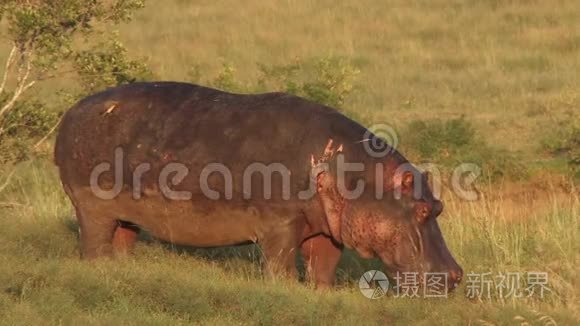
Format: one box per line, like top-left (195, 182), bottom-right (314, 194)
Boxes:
top-left (3, 0), bottom-right (578, 161)
top-left (0, 160), bottom-right (578, 325)
top-left (1, 0), bottom-right (580, 324)
top-left (114, 0), bottom-right (579, 158)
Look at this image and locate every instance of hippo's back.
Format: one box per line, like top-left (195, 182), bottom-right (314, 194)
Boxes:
top-left (55, 82), bottom-right (365, 199)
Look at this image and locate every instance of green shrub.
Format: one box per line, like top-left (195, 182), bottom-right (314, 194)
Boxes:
top-left (404, 117), bottom-right (475, 159)
top-left (256, 59), bottom-right (301, 95)
top-left (258, 56), bottom-right (360, 108)
top-left (74, 37), bottom-right (153, 94)
top-left (401, 117), bottom-right (528, 180)
top-left (192, 56), bottom-right (360, 109)
top-left (541, 117), bottom-right (580, 179)
top-left (0, 36), bottom-right (152, 165)
top-left (0, 96), bottom-right (59, 163)
top-left (0, 0), bottom-right (146, 168)
top-left (300, 57), bottom-right (359, 108)
top-left (209, 62), bottom-right (244, 93)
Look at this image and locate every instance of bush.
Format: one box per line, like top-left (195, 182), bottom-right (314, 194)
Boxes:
top-left (209, 62), bottom-right (243, 93)
top-left (0, 0), bottom-right (146, 167)
top-left (300, 57), bottom-right (360, 108)
top-left (74, 37), bottom-right (153, 94)
top-left (256, 59), bottom-right (301, 95)
top-left (541, 117), bottom-right (580, 179)
top-left (401, 117), bottom-right (528, 180)
top-left (404, 117), bottom-right (475, 159)
top-left (0, 96), bottom-right (59, 163)
top-left (259, 57), bottom-right (359, 108)
top-left (191, 56), bottom-right (360, 109)
top-left (258, 56), bottom-right (360, 108)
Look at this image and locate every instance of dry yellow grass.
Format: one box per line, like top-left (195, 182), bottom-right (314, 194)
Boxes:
top-left (1, 1), bottom-right (579, 324)
top-left (118, 0), bottom-right (580, 156)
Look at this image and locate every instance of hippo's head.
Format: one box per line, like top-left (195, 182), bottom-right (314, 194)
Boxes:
top-left (312, 141), bottom-right (463, 289)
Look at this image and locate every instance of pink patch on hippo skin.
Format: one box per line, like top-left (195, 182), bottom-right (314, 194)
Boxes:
top-left (161, 152), bottom-right (175, 162)
top-left (316, 172), bottom-right (345, 243)
top-left (310, 138), bottom-right (346, 243)
top-left (341, 207), bottom-right (375, 258)
top-left (312, 138), bottom-right (344, 166)
top-left (324, 139), bottom-right (333, 151)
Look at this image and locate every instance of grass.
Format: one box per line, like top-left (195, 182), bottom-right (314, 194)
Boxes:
top-left (115, 0), bottom-right (580, 158)
top-left (1, 0), bottom-right (579, 324)
top-left (2, 0), bottom-right (578, 160)
top-left (0, 160), bottom-right (578, 325)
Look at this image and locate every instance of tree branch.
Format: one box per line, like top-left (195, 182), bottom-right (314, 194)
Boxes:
top-left (33, 115), bottom-right (62, 150)
top-left (0, 165), bottom-right (17, 194)
top-left (0, 44), bottom-right (17, 95)
top-left (0, 54), bottom-right (37, 119)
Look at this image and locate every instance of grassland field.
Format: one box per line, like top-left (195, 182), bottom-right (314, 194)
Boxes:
top-left (0, 0), bottom-right (579, 325)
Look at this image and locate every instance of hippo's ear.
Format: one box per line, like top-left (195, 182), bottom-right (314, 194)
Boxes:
top-left (389, 170), bottom-right (420, 196)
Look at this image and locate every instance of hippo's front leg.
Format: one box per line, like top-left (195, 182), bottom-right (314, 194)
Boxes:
top-left (300, 234), bottom-right (342, 288)
top-left (259, 221), bottom-right (300, 280)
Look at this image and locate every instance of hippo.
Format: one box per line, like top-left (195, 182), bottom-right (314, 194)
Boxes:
top-left (54, 82), bottom-right (462, 289)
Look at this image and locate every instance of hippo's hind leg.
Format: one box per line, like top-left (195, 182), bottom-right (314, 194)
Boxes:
top-left (112, 221), bottom-right (140, 255)
top-left (78, 213), bottom-right (139, 258)
top-left (259, 222), bottom-right (299, 280)
top-left (61, 182), bottom-right (116, 259)
top-left (300, 234), bottom-right (342, 288)
top-left (76, 205), bottom-right (117, 259)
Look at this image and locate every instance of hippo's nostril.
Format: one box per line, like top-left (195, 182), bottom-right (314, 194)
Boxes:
top-left (449, 270), bottom-right (456, 280)
top-left (449, 269), bottom-right (463, 286)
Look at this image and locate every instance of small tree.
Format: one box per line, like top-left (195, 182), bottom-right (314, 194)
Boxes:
top-left (0, 0), bottom-right (149, 190)
top-left (0, 0), bottom-right (145, 119)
